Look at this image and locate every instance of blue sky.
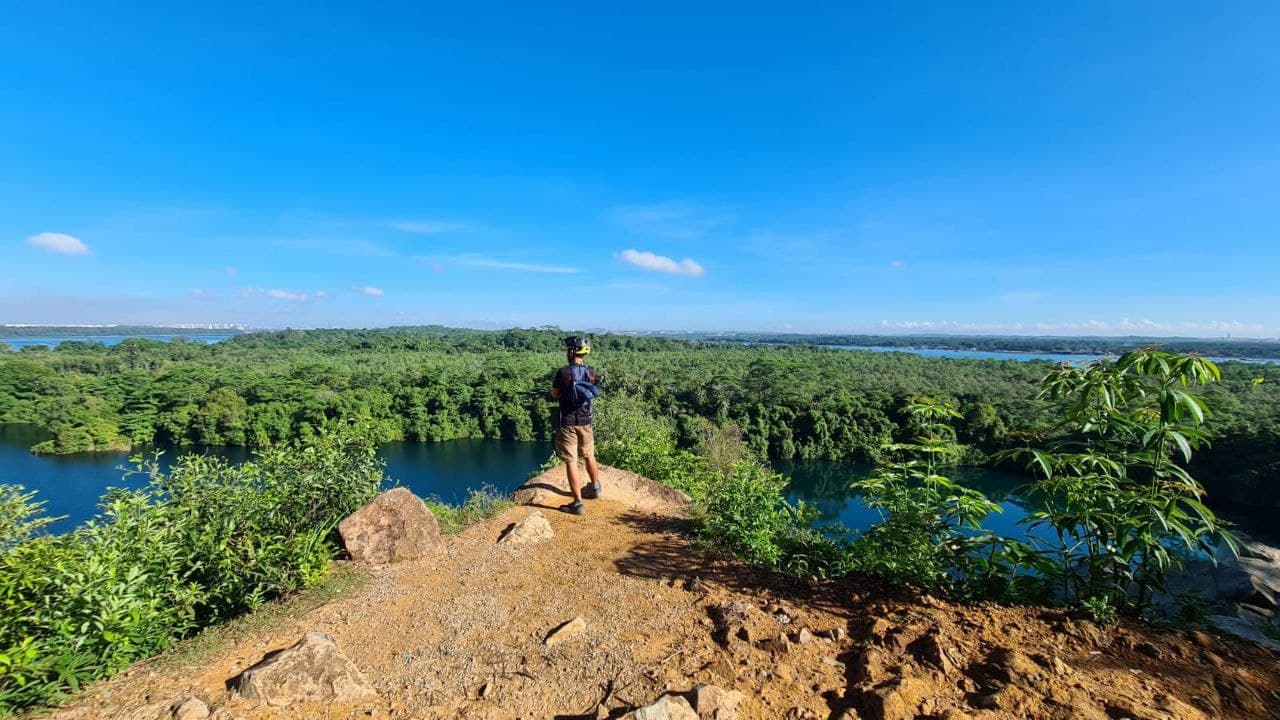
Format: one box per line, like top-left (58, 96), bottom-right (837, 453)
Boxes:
top-left (3, 2), bottom-right (1279, 336)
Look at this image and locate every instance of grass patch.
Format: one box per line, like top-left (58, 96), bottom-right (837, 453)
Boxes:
top-left (425, 485), bottom-right (512, 535)
top-left (153, 561), bottom-right (370, 672)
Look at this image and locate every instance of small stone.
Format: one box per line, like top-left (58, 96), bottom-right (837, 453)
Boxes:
top-left (478, 682), bottom-right (493, 699)
top-left (1135, 641), bottom-right (1163, 659)
top-left (796, 628), bottom-right (816, 645)
top-left (544, 617), bottom-right (588, 647)
top-left (622, 694), bottom-right (699, 720)
top-left (170, 697), bottom-right (210, 720)
top-left (1051, 656), bottom-right (1074, 676)
top-left (497, 510), bottom-right (554, 546)
top-left (826, 627), bottom-right (848, 642)
top-left (692, 684), bottom-right (744, 720)
top-left (759, 633), bottom-right (792, 654)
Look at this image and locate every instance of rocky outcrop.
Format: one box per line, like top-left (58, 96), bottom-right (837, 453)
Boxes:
top-left (1161, 533), bottom-right (1280, 648)
top-left (234, 632), bottom-right (378, 706)
top-left (338, 488), bottom-right (442, 564)
top-left (514, 464), bottom-right (691, 513)
top-left (498, 509), bottom-right (554, 546)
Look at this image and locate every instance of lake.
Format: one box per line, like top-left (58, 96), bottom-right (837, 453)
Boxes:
top-left (0, 424), bottom-right (552, 534)
top-left (1, 335), bottom-right (232, 349)
top-left (2, 423), bottom-right (1272, 544)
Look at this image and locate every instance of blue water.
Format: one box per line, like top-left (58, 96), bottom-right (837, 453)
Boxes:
top-left (0, 424), bottom-right (551, 534)
top-left (831, 344), bottom-right (1280, 365)
top-left (1, 335), bottom-right (232, 349)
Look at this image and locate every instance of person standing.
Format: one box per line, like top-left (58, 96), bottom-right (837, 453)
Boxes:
top-left (551, 335), bottom-right (602, 515)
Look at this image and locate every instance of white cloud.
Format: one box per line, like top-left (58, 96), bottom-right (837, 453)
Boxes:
top-left (189, 288), bottom-right (208, 298)
top-left (314, 290), bottom-right (332, 299)
top-left (267, 289), bottom-right (309, 302)
top-left (352, 286), bottom-right (385, 297)
top-left (224, 265), bottom-right (238, 277)
top-left (392, 220), bottom-right (468, 234)
top-left (441, 254), bottom-right (581, 274)
top-left (889, 260), bottom-right (905, 269)
top-left (26, 232), bottom-right (90, 256)
top-left (617, 249), bottom-right (705, 277)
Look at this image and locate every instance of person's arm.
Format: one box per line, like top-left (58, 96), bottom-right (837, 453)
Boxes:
top-left (550, 368), bottom-right (562, 399)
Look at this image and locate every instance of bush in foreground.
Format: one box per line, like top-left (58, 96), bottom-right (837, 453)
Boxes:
top-left (0, 427), bottom-right (384, 714)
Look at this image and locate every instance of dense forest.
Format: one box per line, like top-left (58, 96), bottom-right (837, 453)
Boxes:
top-left (678, 332), bottom-right (1280, 360)
top-left (1, 326), bottom-right (1277, 507)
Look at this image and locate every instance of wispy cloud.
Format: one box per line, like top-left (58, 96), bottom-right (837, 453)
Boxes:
top-left (889, 260), bottom-right (906, 269)
top-left (439, 254), bottom-right (581, 274)
top-left (617, 249), bottom-right (705, 277)
top-left (352, 286), bottom-right (385, 297)
top-left (609, 201), bottom-right (732, 240)
top-left (26, 232), bottom-right (90, 256)
top-left (392, 220), bottom-right (468, 234)
top-left (224, 265), bottom-right (238, 277)
top-left (267, 289), bottom-right (310, 302)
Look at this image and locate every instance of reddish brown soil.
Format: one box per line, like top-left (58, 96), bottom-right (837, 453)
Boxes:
top-left (40, 468), bottom-right (1280, 720)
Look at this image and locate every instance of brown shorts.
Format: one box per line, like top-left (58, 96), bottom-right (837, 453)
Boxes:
top-left (555, 425), bottom-right (595, 463)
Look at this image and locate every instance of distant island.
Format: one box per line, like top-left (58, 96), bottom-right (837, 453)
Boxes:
top-left (0, 324), bottom-right (250, 338)
top-left (653, 331), bottom-right (1280, 360)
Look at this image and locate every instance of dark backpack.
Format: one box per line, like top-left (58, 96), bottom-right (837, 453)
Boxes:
top-left (565, 364), bottom-right (601, 410)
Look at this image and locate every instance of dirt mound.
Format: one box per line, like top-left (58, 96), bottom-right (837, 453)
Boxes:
top-left (39, 475), bottom-right (1280, 720)
top-left (514, 464), bottom-right (692, 513)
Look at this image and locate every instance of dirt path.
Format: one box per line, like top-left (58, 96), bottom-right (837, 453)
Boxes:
top-left (44, 467), bottom-right (1280, 720)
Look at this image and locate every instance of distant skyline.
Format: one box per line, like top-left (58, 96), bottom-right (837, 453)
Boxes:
top-left (4, 3), bottom-right (1279, 337)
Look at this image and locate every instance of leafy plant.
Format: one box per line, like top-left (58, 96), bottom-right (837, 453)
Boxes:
top-left (1082, 595), bottom-right (1119, 626)
top-left (850, 398), bottom-right (1017, 593)
top-left (1000, 347), bottom-right (1239, 613)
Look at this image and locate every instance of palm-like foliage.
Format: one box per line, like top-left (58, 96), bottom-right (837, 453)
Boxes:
top-left (1001, 347), bottom-right (1238, 612)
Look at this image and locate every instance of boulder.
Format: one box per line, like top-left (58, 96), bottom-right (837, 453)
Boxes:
top-left (235, 632), bottom-right (378, 706)
top-left (622, 695), bottom-right (699, 720)
top-left (338, 488), bottom-right (442, 564)
top-left (498, 510), bottom-right (554, 546)
top-left (1207, 615), bottom-right (1280, 652)
top-left (692, 684), bottom-right (744, 720)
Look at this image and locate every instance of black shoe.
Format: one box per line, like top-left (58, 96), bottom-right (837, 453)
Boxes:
top-left (561, 500), bottom-right (585, 515)
top-left (582, 483), bottom-right (601, 500)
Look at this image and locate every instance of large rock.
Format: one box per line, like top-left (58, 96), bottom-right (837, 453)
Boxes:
top-left (235, 632), bottom-right (378, 706)
top-left (498, 510), bottom-right (554, 546)
top-left (513, 465), bottom-right (691, 513)
top-left (339, 488), bottom-right (442, 564)
top-left (622, 695), bottom-right (699, 720)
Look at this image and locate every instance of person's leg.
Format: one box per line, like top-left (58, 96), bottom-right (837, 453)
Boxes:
top-left (556, 427), bottom-right (584, 513)
top-left (581, 426), bottom-right (601, 493)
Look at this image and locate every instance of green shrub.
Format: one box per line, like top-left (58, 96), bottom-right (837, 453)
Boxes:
top-left (426, 486), bottom-right (512, 535)
top-left (0, 425), bottom-right (384, 714)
